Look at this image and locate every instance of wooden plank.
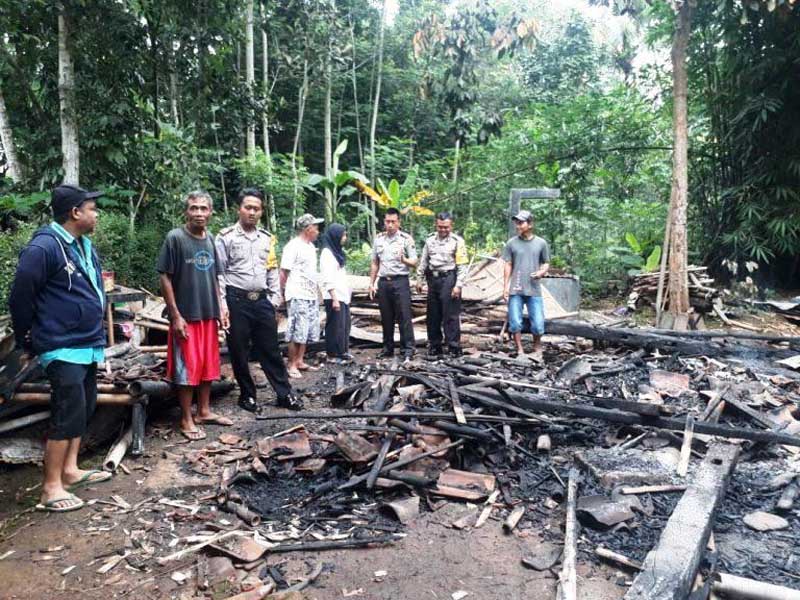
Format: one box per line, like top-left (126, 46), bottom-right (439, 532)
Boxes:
top-left (624, 443), bottom-right (740, 600)
top-left (448, 379), bottom-right (467, 425)
top-left (676, 415), bottom-right (694, 477)
top-left (557, 468), bottom-right (579, 600)
top-left (723, 391), bottom-right (777, 430)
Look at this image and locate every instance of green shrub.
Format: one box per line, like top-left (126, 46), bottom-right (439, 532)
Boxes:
top-left (92, 211), bottom-right (172, 292)
top-left (346, 242), bottom-right (373, 276)
top-left (0, 221), bottom-right (41, 308)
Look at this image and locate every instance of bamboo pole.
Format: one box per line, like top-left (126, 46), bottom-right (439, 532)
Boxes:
top-left (103, 426), bottom-right (133, 471)
top-left (0, 411), bottom-right (51, 434)
top-left (12, 392), bottom-right (136, 405)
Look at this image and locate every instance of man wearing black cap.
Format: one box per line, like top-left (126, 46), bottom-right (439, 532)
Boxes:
top-left (9, 184), bottom-right (111, 513)
top-left (502, 210), bottom-right (550, 360)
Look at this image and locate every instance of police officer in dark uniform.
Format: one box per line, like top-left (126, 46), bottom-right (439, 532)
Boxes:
top-left (215, 188), bottom-right (302, 412)
top-left (369, 207), bottom-right (418, 360)
top-left (416, 211), bottom-right (469, 357)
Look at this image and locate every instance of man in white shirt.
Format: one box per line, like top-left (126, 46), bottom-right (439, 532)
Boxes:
top-left (280, 213), bottom-right (323, 378)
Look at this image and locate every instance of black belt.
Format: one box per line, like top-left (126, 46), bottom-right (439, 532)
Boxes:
top-left (379, 275), bottom-right (408, 282)
top-left (427, 269), bottom-right (455, 278)
top-left (226, 286), bottom-right (267, 301)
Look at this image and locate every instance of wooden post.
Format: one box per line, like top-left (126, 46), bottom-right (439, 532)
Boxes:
top-left (106, 301), bottom-right (115, 346)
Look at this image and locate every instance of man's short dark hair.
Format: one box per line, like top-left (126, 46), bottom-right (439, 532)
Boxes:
top-left (436, 211), bottom-right (452, 221)
top-left (54, 211), bottom-right (71, 225)
top-left (386, 208), bottom-right (401, 218)
top-left (238, 188), bottom-right (264, 204)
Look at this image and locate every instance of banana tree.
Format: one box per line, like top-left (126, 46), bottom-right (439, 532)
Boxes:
top-left (306, 139), bottom-right (367, 222)
top-left (353, 165), bottom-right (435, 218)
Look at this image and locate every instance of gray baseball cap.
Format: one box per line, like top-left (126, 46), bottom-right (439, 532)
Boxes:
top-left (512, 209), bottom-right (533, 223)
top-left (296, 213), bottom-right (324, 229)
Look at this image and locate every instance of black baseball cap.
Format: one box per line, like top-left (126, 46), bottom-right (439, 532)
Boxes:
top-left (51, 184), bottom-right (104, 217)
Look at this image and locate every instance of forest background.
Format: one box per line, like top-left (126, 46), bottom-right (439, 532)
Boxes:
top-left (0, 0), bottom-right (798, 307)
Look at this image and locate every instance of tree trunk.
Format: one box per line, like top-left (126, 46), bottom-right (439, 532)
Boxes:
top-left (144, 12), bottom-right (160, 138)
top-left (349, 13), bottom-right (365, 175)
top-left (666, 0), bottom-right (693, 330)
top-left (368, 0), bottom-right (387, 186)
top-left (261, 18), bottom-right (275, 233)
top-left (291, 55), bottom-right (309, 224)
top-left (261, 23), bottom-right (271, 159)
top-left (452, 138), bottom-right (461, 184)
top-left (245, 0), bottom-right (255, 157)
top-left (58, 8), bottom-right (80, 185)
top-left (0, 84), bottom-right (23, 183)
top-left (211, 107), bottom-right (228, 213)
top-left (169, 38), bottom-right (180, 127)
top-left (324, 49), bottom-right (334, 223)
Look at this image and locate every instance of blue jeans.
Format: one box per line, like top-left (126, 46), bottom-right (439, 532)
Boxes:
top-left (508, 295), bottom-right (545, 335)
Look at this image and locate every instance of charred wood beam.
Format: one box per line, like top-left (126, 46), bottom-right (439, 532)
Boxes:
top-left (268, 535), bottom-right (401, 553)
top-left (544, 320), bottom-right (796, 359)
top-left (255, 410), bottom-right (548, 426)
top-left (462, 388), bottom-right (800, 448)
top-left (366, 436), bottom-right (393, 489)
top-left (625, 443), bottom-right (739, 600)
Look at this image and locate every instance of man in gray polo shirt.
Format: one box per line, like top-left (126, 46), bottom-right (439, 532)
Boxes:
top-left (502, 210), bottom-right (550, 359)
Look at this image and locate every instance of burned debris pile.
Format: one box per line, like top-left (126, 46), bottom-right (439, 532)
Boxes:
top-left (158, 333), bottom-right (800, 597)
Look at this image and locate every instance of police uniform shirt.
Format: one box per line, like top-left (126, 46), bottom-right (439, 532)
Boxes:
top-left (215, 223), bottom-right (280, 305)
top-left (418, 232), bottom-right (469, 288)
top-left (371, 230), bottom-right (417, 277)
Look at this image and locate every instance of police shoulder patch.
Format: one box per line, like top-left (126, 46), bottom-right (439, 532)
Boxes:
top-left (219, 225), bottom-right (236, 236)
top-left (258, 227), bottom-right (272, 238)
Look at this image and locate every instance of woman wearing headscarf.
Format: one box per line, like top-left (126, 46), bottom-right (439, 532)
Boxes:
top-left (319, 223), bottom-right (352, 363)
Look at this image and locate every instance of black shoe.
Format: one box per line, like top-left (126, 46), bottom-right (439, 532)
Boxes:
top-left (447, 347), bottom-right (463, 357)
top-left (403, 351), bottom-right (415, 362)
top-left (238, 396), bottom-right (258, 413)
top-left (378, 349), bottom-right (395, 359)
top-left (277, 393), bottom-right (304, 411)
top-left (426, 347), bottom-right (443, 359)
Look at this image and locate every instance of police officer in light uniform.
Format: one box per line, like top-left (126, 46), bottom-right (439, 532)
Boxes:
top-left (416, 211), bottom-right (469, 357)
top-left (215, 188), bottom-right (302, 413)
top-left (369, 207), bottom-right (418, 360)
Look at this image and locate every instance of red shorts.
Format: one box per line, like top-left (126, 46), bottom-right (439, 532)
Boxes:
top-left (167, 319), bottom-right (220, 386)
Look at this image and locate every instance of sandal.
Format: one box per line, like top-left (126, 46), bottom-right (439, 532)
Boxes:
top-left (180, 427), bottom-right (207, 441)
top-left (297, 363), bottom-right (319, 372)
top-left (287, 368), bottom-right (302, 379)
top-left (65, 469), bottom-right (112, 492)
top-left (196, 413), bottom-right (233, 426)
top-left (36, 494), bottom-right (85, 513)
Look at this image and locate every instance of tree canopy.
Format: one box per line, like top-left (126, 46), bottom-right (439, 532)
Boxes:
top-left (0, 0), bottom-right (798, 302)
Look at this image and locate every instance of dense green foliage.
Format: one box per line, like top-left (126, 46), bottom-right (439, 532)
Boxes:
top-left (0, 0), bottom-right (798, 303)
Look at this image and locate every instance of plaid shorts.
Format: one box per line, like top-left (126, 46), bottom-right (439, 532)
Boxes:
top-left (286, 298), bottom-right (320, 344)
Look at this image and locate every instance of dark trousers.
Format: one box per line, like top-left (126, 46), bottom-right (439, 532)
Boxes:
top-left (46, 361), bottom-right (97, 440)
top-left (377, 276), bottom-right (415, 354)
top-left (426, 271), bottom-right (461, 351)
top-left (226, 289), bottom-right (291, 402)
top-left (324, 300), bottom-right (351, 356)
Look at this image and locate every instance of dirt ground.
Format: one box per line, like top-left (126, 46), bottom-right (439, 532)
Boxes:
top-left (0, 345), bottom-right (632, 600)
